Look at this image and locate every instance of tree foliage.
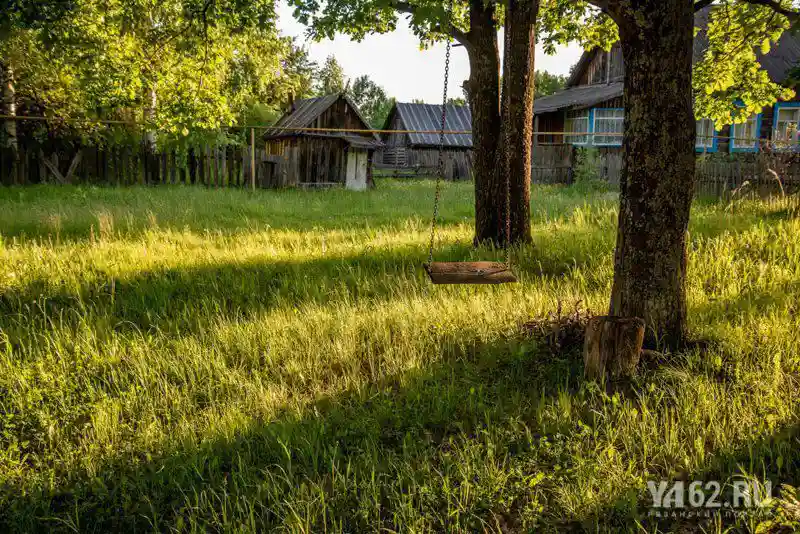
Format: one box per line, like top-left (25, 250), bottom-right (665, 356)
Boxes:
top-left (534, 70), bottom-right (566, 97)
top-left (348, 74), bottom-right (395, 127)
top-left (694, 2), bottom-right (796, 126)
top-left (315, 55), bottom-right (347, 95)
top-left (289, 0), bottom-right (800, 125)
top-left (0, 0), bottom-right (313, 145)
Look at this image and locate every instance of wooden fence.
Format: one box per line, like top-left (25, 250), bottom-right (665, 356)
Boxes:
top-left (3, 140), bottom-right (800, 203)
top-left (532, 143), bottom-right (574, 184)
top-left (532, 144), bottom-right (800, 201)
top-left (0, 142), bottom-right (276, 188)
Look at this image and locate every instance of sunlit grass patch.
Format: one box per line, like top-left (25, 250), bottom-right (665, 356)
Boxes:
top-left (0, 180), bottom-right (798, 532)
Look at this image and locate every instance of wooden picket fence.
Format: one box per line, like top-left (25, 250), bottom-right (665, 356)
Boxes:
top-left (0, 142), bottom-right (277, 188)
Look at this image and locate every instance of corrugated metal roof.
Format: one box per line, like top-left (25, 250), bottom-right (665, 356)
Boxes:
top-left (394, 102), bottom-right (473, 148)
top-left (534, 82), bottom-right (623, 115)
top-left (264, 93), bottom-right (381, 147)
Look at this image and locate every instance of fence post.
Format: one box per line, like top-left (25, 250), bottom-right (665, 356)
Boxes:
top-left (250, 128), bottom-right (256, 191)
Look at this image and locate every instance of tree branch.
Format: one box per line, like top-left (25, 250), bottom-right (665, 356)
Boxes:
top-left (581, 0), bottom-right (624, 28)
top-left (740, 0), bottom-right (800, 21)
top-left (393, 1), bottom-right (470, 47)
top-left (694, 0), bottom-right (714, 12)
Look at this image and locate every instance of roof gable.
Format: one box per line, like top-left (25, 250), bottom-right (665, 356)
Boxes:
top-left (265, 93), bottom-right (380, 143)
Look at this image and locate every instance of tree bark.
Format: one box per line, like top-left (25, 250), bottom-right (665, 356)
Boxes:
top-left (466, 0), bottom-right (503, 246)
top-left (609, 0), bottom-right (696, 350)
top-left (144, 84), bottom-right (157, 150)
top-left (497, 0), bottom-right (538, 245)
top-left (1, 61), bottom-right (19, 185)
top-left (584, 316), bottom-right (645, 380)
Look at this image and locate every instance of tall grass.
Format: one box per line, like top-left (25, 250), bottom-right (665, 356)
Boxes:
top-left (0, 181), bottom-right (798, 532)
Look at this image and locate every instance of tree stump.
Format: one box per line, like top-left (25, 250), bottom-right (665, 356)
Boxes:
top-left (583, 316), bottom-right (645, 380)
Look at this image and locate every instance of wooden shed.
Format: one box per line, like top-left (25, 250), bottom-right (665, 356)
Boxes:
top-left (379, 102), bottom-right (473, 180)
top-left (263, 93), bottom-right (382, 190)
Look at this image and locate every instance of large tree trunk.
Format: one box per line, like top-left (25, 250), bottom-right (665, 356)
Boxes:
top-left (609, 0), bottom-right (696, 349)
top-left (497, 0), bottom-right (538, 245)
top-left (466, 0), bottom-right (503, 246)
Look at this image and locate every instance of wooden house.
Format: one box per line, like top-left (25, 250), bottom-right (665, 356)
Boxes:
top-left (379, 102), bottom-right (473, 180)
top-left (263, 93), bottom-right (382, 190)
top-left (533, 5), bottom-right (800, 154)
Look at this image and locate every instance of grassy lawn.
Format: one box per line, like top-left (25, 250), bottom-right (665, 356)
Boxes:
top-left (0, 180), bottom-right (798, 532)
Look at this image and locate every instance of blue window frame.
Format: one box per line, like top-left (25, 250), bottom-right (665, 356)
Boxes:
top-left (772, 102), bottom-right (800, 149)
top-left (696, 119), bottom-right (718, 153)
top-left (564, 108), bottom-right (591, 145)
top-left (592, 108), bottom-right (624, 146)
top-left (730, 111), bottom-right (762, 153)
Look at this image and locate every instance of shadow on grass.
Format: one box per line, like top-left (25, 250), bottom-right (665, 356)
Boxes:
top-left (578, 422), bottom-right (800, 533)
top-left (0, 231), bottom-right (609, 341)
top-left (559, 282), bottom-right (800, 532)
top-left (4, 311), bottom-right (797, 532)
top-left (1, 328), bottom-right (587, 532)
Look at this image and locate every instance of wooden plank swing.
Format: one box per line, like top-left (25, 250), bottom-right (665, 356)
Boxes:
top-left (424, 261), bottom-right (517, 285)
top-left (424, 2), bottom-right (517, 286)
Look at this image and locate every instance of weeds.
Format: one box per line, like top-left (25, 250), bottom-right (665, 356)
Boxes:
top-left (0, 181), bottom-right (798, 532)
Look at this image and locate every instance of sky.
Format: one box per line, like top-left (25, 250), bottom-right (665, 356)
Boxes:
top-left (276, 1), bottom-right (585, 103)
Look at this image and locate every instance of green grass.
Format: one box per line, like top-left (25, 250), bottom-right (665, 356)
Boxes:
top-left (0, 180), bottom-right (798, 532)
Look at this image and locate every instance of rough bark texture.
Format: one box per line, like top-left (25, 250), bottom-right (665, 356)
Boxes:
top-left (608, 0), bottom-right (696, 350)
top-left (466, 0), bottom-right (503, 247)
top-left (584, 316), bottom-right (645, 380)
top-left (497, 0), bottom-right (538, 245)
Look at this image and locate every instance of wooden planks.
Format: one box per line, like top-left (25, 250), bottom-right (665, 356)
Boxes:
top-left (424, 262), bottom-right (518, 285)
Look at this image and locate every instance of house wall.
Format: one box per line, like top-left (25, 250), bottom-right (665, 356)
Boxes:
top-left (265, 137), bottom-right (351, 186)
top-left (537, 96), bottom-right (800, 155)
top-left (380, 113), bottom-right (409, 166)
top-left (578, 45), bottom-right (625, 86)
top-left (535, 112), bottom-right (565, 143)
top-left (309, 98), bottom-right (376, 140)
top-left (405, 148), bottom-right (473, 180)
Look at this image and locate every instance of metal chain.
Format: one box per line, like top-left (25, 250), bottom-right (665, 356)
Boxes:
top-left (426, 0), bottom-right (454, 267)
top-left (503, 17), bottom-right (512, 268)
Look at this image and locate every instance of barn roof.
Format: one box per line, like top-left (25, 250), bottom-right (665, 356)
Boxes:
top-left (264, 93), bottom-right (381, 147)
top-left (388, 102), bottom-right (473, 148)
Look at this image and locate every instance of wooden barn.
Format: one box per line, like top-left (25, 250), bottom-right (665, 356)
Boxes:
top-left (379, 102), bottom-right (473, 180)
top-left (263, 93), bottom-right (382, 190)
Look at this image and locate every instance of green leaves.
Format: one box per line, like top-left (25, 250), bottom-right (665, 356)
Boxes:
top-left (348, 74), bottom-right (394, 128)
top-left (534, 70), bottom-right (567, 98)
top-left (1, 0), bottom-right (313, 145)
top-left (693, 2), bottom-right (795, 128)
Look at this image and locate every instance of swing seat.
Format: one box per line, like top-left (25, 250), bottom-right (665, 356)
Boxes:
top-left (425, 262), bottom-right (517, 285)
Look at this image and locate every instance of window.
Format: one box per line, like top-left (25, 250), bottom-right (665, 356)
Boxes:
top-left (696, 119), bottom-right (716, 151)
top-left (593, 108), bottom-right (624, 146)
top-left (565, 109), bottom-right (589, 145)
top-left (730, 113), bottom-right (760, 152)
top-left (773, 105), bottom-right (800, 145)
